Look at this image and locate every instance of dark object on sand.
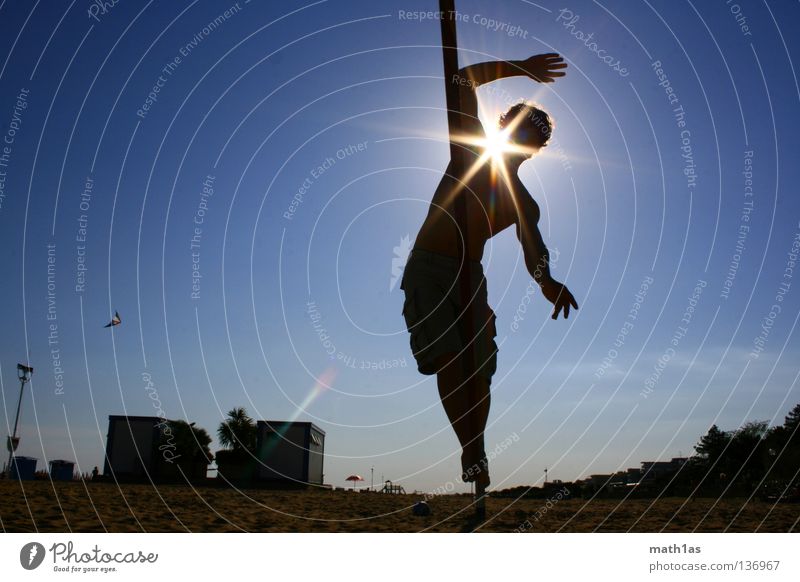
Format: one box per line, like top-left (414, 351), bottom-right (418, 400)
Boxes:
top-left (412, 501), bottom-right (432, 516)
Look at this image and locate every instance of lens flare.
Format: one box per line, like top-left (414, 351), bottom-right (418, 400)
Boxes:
top-left (292, 365), bottom-right (337, 420)
top-left (259, 366), bottom-right (337, 458)
top-left (479, 125), bottom-right (514, 164)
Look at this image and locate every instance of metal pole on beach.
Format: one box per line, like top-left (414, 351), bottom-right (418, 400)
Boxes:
top-left (438, 0), bottom-right (485, 522)
top-left (6, 364), bottom-right (33, 477)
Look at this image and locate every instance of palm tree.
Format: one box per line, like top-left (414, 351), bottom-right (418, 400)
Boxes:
top-left (217, 407), bottom-right (257, 454)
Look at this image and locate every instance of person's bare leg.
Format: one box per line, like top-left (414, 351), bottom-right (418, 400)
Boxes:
top-left (434, 352), bottom-right (491, 487)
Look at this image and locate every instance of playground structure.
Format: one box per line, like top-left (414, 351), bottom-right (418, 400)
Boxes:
top-left (381, 480), bottom-right (406, 494)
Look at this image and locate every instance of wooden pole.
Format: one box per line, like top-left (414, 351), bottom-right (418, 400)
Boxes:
top-left (438, 0), bottom-right (485, 521)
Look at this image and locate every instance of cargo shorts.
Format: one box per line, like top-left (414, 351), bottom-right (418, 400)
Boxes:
top-left (400, 249), bottom-right (498, 381)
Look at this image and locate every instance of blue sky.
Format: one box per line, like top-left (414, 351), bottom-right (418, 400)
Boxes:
top-left (0, 0), bottom-right (798, 493)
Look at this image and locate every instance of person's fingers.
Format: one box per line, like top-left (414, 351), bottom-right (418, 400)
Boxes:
top-left (571, 296), bottom-right (579, 310)
top-left (548, 71), bottom-right (567, 77)
top-left (537, 74), bottom-right (564, 83)
top-left (538, 53), bottom-right (560, 58)
top-left (554, 298), bottom-right (565, 319)
top-left (547, 63), bottom-right (568, 69)
top-left (564, 302), bottom-right (570, 319)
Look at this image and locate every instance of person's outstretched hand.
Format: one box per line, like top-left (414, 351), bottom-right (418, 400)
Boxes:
top-left (541, 279), bottom-right (579, 319)
top-left (522, 53), bottom-right (568, 83)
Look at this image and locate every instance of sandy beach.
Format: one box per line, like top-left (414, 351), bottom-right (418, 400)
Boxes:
top-left (1, 481), bottom-right (797, 533)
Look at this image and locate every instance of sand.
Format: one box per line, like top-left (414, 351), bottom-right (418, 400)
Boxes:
top-left (1, 481), bottom-right (798, 532)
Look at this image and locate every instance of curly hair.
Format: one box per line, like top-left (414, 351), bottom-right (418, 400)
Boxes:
top-left (498, 102), bottom-right (552, 149)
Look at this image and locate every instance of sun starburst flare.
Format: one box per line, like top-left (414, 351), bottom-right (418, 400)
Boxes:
top-left (440, 105), bottom-right (543, 213)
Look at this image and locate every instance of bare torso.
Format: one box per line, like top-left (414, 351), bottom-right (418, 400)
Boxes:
top-left (413, 156), bottom-right (537, 261)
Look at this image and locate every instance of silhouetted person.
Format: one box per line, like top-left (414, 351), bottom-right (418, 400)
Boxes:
top-left (401, 53), bottom-right (577, 488)
top-left (92, 466), bottom-right (99, 480)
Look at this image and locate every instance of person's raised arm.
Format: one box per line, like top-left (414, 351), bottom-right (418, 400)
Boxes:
top-left (454, 54), bottom-right (567, 132)
top-left (460, 53), bottom-right (567, 86)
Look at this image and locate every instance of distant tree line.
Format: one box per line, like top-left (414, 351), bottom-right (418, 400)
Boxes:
top-left (689, 403), bottom-right (800, 497)
top-left (493, 403), bottom-right (800, 500)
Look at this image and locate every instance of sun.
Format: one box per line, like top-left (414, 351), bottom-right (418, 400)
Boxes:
top-left (454, 124), bottom-right (517, 169)
top-left (480, 125), bottom-right (515, 165)
top-left (450, 124), bottom-right (517, 182)
top-left (426, 105), bottom-right (547, 211)
top-left (454, 109), bottom-right (542, 174)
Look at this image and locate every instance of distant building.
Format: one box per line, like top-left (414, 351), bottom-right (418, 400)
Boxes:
top-left (626, 467), bottom-right (642, 484)
top-left (103, 416), bottom-right (162, 480)
top-left (49, 460), bottom-right (75, 481)
top-left (254, 421), bottom-right (325, 485)
top-left (578, 459), bottom-right (687, 492)
top-left (640, 457), bottom-right (688, 482)
top-left (585, 474), bottom-right (614, 491)
top-left (103, 415), bottom-right (210, 482)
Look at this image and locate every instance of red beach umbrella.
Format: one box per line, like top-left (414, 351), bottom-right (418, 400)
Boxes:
top-left (345, 474), bottom-right (364, 490)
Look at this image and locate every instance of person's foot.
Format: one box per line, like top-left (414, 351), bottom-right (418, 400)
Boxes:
top-left (461, 451), bottom-right (490, 487)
